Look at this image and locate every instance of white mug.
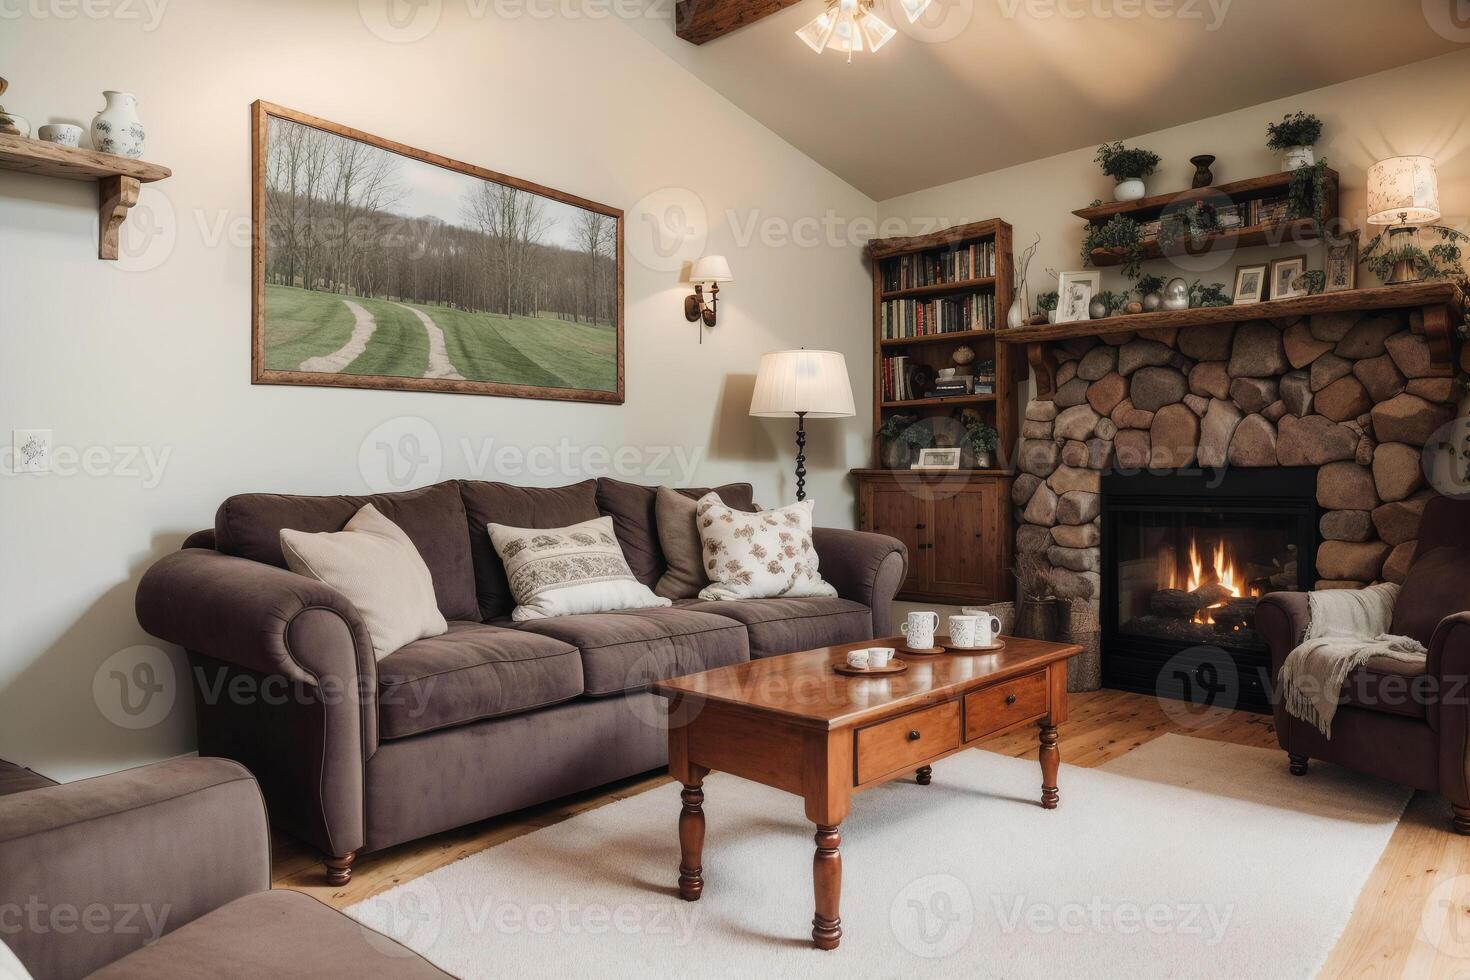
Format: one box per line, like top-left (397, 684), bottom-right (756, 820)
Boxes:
top-left (867, 647), bottom-right (894, 669)
top-left (38, 124), bottom-right (82, 147)
top-left (972, 612), bottom-right (1003, 646)
top-left (948, 615), bottom-right (980, 647)
top-left (901, 611), bottom-right (940, 649)
top-left (846, 648), bottom-right (871, 669)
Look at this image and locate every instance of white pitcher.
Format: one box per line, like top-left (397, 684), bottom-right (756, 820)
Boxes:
top-left (92, 91), bottom-right (145, 159)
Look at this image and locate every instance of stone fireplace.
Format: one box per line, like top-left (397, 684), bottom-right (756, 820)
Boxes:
top-left (1012, 305), bottom-right (1461, 707)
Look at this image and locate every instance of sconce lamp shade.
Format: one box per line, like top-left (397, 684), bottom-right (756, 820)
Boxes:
top-left (689, 255), bottom-right (733, 284)
top-left (750, 350), bottom-right (856, 419)
top-left (1366, 156), bottom-right (1441, 225)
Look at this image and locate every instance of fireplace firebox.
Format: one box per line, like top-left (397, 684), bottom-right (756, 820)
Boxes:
top-left (1100, 467), bottom-right (1319, 713)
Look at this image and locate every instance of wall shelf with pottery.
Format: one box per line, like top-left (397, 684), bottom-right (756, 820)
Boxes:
top-left (0, 133), bottom-right (171, 259)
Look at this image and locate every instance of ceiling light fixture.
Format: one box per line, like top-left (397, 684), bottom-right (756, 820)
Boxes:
top-left (796, 0), bottom-right (930, 62)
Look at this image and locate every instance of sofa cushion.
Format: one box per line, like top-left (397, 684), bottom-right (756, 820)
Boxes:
top-left (1339, 655), bottom-right (1430, 720)
top-left (215, 481), bottom-right (478, 622)
top-left (87, 889), bottom-right (450, 979)
top-left (376, 621), bottom-right (583, 739)
top-left (595, 478), bottom-right (756, 588)
top-left (677, 597), bottom-right (872, 659)
top-left (460, 480), bottom-right (601, 621)
top-left (507, 607), bottom-right (748, 696)
top-left (1392, 545), bottom-right (1470, 648)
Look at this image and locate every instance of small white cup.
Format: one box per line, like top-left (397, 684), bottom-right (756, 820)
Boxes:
top-left (948, 615), bottom-right (980, 648)
top-left (846, 649), bottom-right (871, 669)
top-left (38, 124), bottom-right (82, 147)
top-left (958, 611), bottom-right (1004, 646)
top-left (901, 611), bottom-right (940, 649)
top-left (867, 647), bottom-right (894, 669)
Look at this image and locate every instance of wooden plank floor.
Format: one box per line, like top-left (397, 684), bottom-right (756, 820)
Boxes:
top-left (274, 689), bottom-right (1469, 974)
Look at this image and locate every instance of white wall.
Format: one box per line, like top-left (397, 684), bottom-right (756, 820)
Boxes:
top-left (879, 47), bottom-right (1470, 411)
top-left (0, 0), bottom-right (876, 779)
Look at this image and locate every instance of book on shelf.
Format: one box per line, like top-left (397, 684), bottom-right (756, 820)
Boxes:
top-left (879, 291), bottom-right (996, 339)
top-left (880, 239), bottom-right (997, 291)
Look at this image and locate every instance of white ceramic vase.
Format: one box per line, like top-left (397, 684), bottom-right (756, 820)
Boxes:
top-left (1006, 297), bottom-right (1025, 329)
top-left (91, 91), bottom-right (145, 159)
top-left (1280, 145), bottom-right (1314, 172)
top-left (1113, 178), bottom-right (1146, 202)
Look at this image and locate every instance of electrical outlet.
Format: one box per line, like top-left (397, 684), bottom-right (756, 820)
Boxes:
top-left (13, 429), bottom-right (51, 474)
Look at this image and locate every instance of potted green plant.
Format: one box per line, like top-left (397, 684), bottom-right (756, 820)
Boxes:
top-left (877, 414), bottom-right (932, 469)
top-left (1134, 273), bottom-right (1167, 311)
top-left (1291, 270), bottom-right (1326, 296)
top-left (1095, 141), bottom-right (1161, 203)
top-left (1037, 290), bottom-right (1059, 323)
top-left (1081, 214), bottom-right (1145, 280)
top-left (961, 419), bottom-right (999, 469)
top-left (1189, 280), bottom-right (1231, 308)
top-left (1266, 111), bottom-right (1323, 172)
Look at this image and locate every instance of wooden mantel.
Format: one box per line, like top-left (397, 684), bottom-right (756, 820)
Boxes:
top-left (998, 282), bottom-right (1466, 397)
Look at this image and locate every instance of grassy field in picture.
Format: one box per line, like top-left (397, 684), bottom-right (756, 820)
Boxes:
top-left (263, 284), bottom-right (616, 391)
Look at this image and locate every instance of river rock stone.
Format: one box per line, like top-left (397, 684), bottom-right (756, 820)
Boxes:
top-left (1385, 330), bottom-right (1450, 378)
top-left (1189, 361), bottom-right (1231, 399)
top-left (1011, 473), bottom-right (1043, 506)
top-left (1283, 320), bottom-right (1334, 368)
top-left (1228, 376), bottom-right (1278, 414)
top-left (1056, 491), bottom-right (1100, 525)
top-left (1022, 419), bottom-right (1054, 439)
top-left (1051, 523), bottom-right (1101, 549)
top-left (1150, 404), bottom-right (1200, 468)
top-left (1178, 323), bottom-right (1235, 361)
top-left (1227, 414), bottom-right (1277, 467)
top-left (1049, 464), bottom-right (1101, 495)
top-left (1356, 434), bottom-right (1376, 466)
top-left (1018, 438), bottom-right (1061, 478)
top-left (1118, 338), bottom-right (1174, 376)
top-left (1310, 312), bottom-right (1357, 342)
top-left (1315, 375), bottom-right (1373, 422)
top-left (1371, 492), bottom-right (1432, 545)
top-left (1100, 332), bottom-right (1135, 346)
top-left (1048, 546), bottom-right (1099, 573)
top-left (1095, 419), bottom-right (1119, 442)
top-left (1406, 377), bottom-right (1458, 403)
top-left (1310, 353), bottom-right (1353, 392)
top-left (1263, 400), bottom-right (1287, 422)
top-left (1017, 523), bottom-right (1051, 554)
top-left (1060, 440), bottom-right (1089, 469)
top-left (1054, 377), bottom-right (1091, 408)
top-left (1113, 429), bottom-right (1150, 469)
top-left (1383, 541), bottom-right (1417, 584)
top-left (1228, 321), bottom-right (1288, 378)
top-left (1025, 400), bottom-right (1058, 422)
top-left (1086, 372), bottom-right (1127, 415)
top-left (1059, 336), bottom-right (1098, 358)
top-left (1197, 399), bottom-right (1243, 468)
top-left (1279, 370), bottom-right (1312, 417)
top-left (1318, 540), bottom-right (1391, 582)
top-left (1055, 404), bottom-right (1101, 442)
top-left (1184, 394), bottom-right (1209, 417)
top-left (1334, 314), bottom-right (1403, 359)
top-left (1110, 399), bottom-right (1154, 429)
top-left (1371, 393), bottom-right (1453, 445)
top-left (1352, 353), bottom-right (1406, 402)
top-left (1077, 345), bottom-right (1117, 381)
top-left (1023, 483), bottom-right (1059, 526)
top-left (1140, 326), bottom-right (1179, 346)
top-left (1131, 366), bottom-right (1188, 412)
top-left (1317, 461), bottom-right (1380, 510)
top-left (1057, 361), bottom-right (1078, 386)
top-left (1276, 414), bottom-right (1358, 465)
top-left (1320, 510), bottom-right (1373, 542)
top-left (1372, 442), bottom-right (1425, 502)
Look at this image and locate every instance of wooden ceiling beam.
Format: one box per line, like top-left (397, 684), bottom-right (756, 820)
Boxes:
top-left (675, 0), bottom-right (806, 45)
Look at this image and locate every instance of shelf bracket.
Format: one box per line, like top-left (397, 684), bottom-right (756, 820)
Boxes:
top-left (1026, 343), bottom-right (1058, 399)
top-left (98, 174), bottom-right (141, 260)
top-left (1421, 302), bottom-right (1456, 369)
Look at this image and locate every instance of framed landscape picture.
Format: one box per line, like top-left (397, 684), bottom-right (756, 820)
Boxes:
top-left (251, 101), bottom-right (623, 403)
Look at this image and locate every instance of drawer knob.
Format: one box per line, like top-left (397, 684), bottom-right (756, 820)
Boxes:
top-left (1005, 693), bottom-right (1017, 705)
top-left (907, 730), bottom-right (921, 741)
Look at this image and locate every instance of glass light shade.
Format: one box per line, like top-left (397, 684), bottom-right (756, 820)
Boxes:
top-left (896, 0), bottom-right (933, 23)
top-left (1366, 156), bottom-right (1441, 225)
top-left (689, 255), bottom-right (733, 284)
top-left (795, 10), bottom-right (835, 53)
top-left (749, 350), bottom-right (856, 419)
top-left (831, 9), bottom-right (862, 53)
top-left (857, 10), bottom-right (895, 51)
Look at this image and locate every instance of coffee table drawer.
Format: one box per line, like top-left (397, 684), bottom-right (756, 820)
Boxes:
top-left (964, 670), bottom-right (1048, 742)
top-left (855, 700), bottom-right (961, 784)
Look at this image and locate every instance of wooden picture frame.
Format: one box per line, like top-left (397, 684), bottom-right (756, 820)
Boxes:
top-left (1269, 255), bottom-right (1308, 301)
top-left (912, 447), bottom-right (962, 470)
top-left (251, 101), bottom-right (624, 403)
top-left (1324, 234), bottom-right (1359, 293)
top-left (1232, 264), bottom-right (1267, 305)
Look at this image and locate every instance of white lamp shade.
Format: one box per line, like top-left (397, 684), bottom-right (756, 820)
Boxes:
top-left (897, 0), bottom-right (933, 23)
top-left (795, 9), bottom-right (836, 53)
top-left (749, 350), bottom-right (856, 419)
top-left (1366, 156), bottom-right (1441, 225)
top-left (689, 255), bottom-right (733, 284)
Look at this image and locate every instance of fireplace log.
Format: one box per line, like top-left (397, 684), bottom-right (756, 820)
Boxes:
top-left (1151, 588), bottom-right (1204, 620)
top-left (1190, 582), bottom-right (1234, 608)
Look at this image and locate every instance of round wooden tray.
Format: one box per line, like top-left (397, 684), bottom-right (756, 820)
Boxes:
top-left (936, 634), bottom-right (1006, 653)
top-left (833, 659), bottom-right (909, 676)
top-left (895, 644), bottom-right (945, 656)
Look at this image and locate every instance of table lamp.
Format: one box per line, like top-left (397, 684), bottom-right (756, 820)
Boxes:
top-left (1366, 156), bottom-right (1440, 285)
top-left (750, 350), bottom-right (855, 502)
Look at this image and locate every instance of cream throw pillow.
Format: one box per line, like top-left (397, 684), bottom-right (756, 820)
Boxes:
top-left (695, 494), bottom-right (836, 601)
top-left (489, 516), bottom-right (672, 621)
top-left (279, 503), bottom-right (447, 660)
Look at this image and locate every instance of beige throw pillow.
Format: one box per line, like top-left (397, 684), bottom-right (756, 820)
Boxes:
top-left (489, 516), bottom-right (672, 621)
top-left (694, 494), bottom-right (836, 601)
top-left (280, 503), bottom-right (447, 660)
top-left (654, 486), bottom-right (716, 600)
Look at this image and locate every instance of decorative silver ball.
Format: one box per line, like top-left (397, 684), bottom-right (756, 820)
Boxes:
top-left (1142, 292), bottom-right (1163, 312)
top-left (1162, 277), bottom-right (1190, 310)
top-left (1089, 298), bottom-right (1108, 319)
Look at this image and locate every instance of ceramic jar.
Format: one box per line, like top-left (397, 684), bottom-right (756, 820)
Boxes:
top-left (1162, 277), bottom-right (1190, 311)
top-left (91, 91), bottom-right (145, 159)
top-left (38, 124), bottom-right (82, 146)
top-left (1280, 145), bottom-right (1314, 172)
top-left (1113, 177), bottom-right (1146, 202)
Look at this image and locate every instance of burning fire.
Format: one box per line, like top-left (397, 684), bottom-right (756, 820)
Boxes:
top-left (1162, 535), bottom-right (1260, 624)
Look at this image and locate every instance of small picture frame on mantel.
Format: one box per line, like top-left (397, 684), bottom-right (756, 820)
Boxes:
top-left (1232, 264), bottom-right (1268, 305)
top-left (1324, 233), bottom-right (1359, 293)
top-left (912, 447), bottom-right (962, 471)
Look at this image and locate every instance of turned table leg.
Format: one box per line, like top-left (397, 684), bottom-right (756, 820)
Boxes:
top-left (812, 824), bottom-right (842, 950)
top-left (678, 781), bottom-right (705, 900)
top-left (915, 765), bottom-right (932, 785)
top-left (1039, 723), bottom-right (1059, 809)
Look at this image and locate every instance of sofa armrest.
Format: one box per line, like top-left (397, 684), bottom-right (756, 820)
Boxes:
top-left (812, 527), bottom-right (908, 637)
top-left (1256, 592), bottom-right (1311, 676)
top-left (0, 758), bottom-right (268, 980)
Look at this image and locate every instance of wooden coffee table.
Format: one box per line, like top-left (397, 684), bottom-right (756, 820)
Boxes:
top-left (650, 635), bottom-right (1082, 950)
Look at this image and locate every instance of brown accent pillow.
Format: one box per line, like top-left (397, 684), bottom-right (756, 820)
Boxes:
top-left (654, 487), bottom-right (712, 599)
top-left (1391, 545), bottom-right (1470, 647)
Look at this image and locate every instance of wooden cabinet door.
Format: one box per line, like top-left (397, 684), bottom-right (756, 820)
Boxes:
top-left (926, 481), bottom-right (1002, 600)
top-left (859, 481), bottom-right (928, 595)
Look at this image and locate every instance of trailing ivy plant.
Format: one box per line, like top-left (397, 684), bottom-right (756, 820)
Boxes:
top-left (1133, 273), bottom-right (1166, 300)
top-left (1157, 202), bottom-right (1220, 252)
top-left (1036, 290), bottom-right (1058, 313)
top-left (1189, 281), bottom-right (1231, 308)
top-left (1094, 141), bottom-right (1161, 181)
top-left (1082, 214), bottom-right (1146, 280)
top-left (962, 419), bottom-right (999, 459)
top-left (1286, 159), bottom-right (1331, 224)
top-left (1291, 270), bottom-right (1326, 295)
top-left (1361, 224), bottom-right (1470, 286)
top-left (1266, 111), bottom-right (1323, 151)
top-left (877, 414), bottom-right (933, 451)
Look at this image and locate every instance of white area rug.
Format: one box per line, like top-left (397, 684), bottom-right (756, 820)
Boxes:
top-left (346, 734), bottom-right (1408, 978)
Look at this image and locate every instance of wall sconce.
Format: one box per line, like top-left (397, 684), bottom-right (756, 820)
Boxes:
top-left (684, 255), bottom-right (732, 340)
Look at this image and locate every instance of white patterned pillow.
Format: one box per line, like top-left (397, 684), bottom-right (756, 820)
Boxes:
top-left (694, 494), bottom-right (836, 601)
top-left (489, 516), bottom-right (672, 621)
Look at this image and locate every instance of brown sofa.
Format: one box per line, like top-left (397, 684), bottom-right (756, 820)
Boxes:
top-left (0, 757), bottom-right (447, 980)
top-left (1258, 495), bottom-right (1470, 831)
top-left (135, 478), bottom-right (906, 882)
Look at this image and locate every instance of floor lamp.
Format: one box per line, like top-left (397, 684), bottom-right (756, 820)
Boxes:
top-left (749, 350), bottom-right (856, 502)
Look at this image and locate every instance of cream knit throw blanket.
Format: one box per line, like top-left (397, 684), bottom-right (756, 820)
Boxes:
top-left (1279, 582), bottom-right (1426, 738)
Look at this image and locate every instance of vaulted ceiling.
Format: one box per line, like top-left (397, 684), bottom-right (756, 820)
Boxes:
top-left (632, 0), bottom-right (1461, 199)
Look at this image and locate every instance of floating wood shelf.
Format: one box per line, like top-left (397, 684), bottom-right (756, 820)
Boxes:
top-left (879, 392), bottom-right (997, 409)
top-left (1088, 219), bottom-right (1328, 267)
top-left (1000, 282), bottom-right (1466, 397)
top-left (879, 328), bottom-right (997, 348)
top-left (880, 277), bottom-right (996, 300)
top-left (0, 134), bottom-right (172, 259)
top-left (1073, 169), bottom-right (1338, 223)
top-left (866, 218), bottom-right (1001, 260)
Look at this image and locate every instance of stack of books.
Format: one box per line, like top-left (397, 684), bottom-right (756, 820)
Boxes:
top-left (881, 354), bottom-right (914, 401)
top-left (880, 241), bottom-right (997, 291)
top-left (880, 292), bottom-right (996, 339)
top-left (1249, 196), bottom-right (1291, 227)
